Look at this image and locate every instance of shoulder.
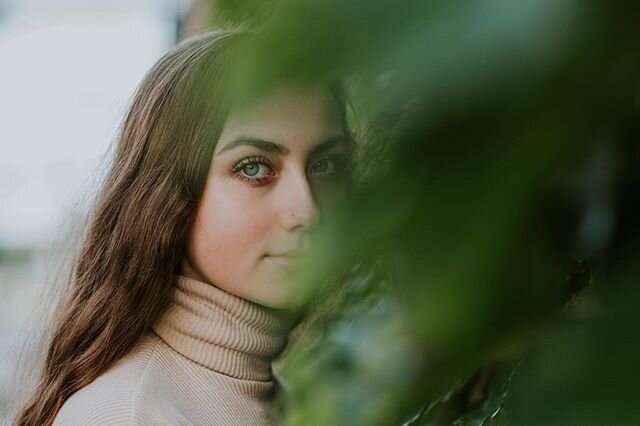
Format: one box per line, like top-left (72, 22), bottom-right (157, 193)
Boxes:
top-left (52, 334), bottom-right (174, 425)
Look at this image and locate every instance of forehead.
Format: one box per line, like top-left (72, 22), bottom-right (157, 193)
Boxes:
top-left (217, 85), bottom-right (344, 151)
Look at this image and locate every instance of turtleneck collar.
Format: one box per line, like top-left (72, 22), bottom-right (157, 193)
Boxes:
top-left (151, 275), bottom-right (295, 381)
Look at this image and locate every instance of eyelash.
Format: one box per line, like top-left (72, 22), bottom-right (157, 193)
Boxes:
top-left (230, 154), bottom-right (348, 186)
top-left (230, 155), bottom-right (276, 186)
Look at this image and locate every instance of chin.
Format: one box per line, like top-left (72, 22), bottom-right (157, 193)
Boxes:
top-left (250, 278), bottom-right (311, 310)
top-left (250, 287), bottom-right (296, 310)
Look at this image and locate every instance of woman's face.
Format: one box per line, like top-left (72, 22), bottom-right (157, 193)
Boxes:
top-left (182, 85), bottom-right (351, 309)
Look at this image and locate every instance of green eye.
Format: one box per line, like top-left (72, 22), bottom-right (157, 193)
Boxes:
top-left (242, 163), bottom-right (261, 176)
top-left (231, 155), bottom-right (275, 186)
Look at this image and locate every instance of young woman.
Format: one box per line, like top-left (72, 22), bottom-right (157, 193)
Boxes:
top-left (14, 29), bottom-right (355, 425)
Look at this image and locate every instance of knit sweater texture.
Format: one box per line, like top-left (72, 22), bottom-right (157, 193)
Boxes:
top-left (52, 275), bottom-right (294, 425)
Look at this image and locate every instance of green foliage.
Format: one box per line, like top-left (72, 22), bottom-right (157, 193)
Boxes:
top-left (215, 1), bottom-right (640, 424)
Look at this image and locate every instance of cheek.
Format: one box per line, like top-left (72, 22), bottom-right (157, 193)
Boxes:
top-left (189, 181), bottom-right (270, 277)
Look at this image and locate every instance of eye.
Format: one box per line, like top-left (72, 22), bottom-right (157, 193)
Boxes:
top-left (241, 163), bottom-right (264, 177)
top-left (309, 155), bottom-right (347, 176)
top-left (231, 155), bottom-right (275, 185)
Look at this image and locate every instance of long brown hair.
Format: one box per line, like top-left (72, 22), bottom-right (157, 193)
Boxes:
top-left (14, 28), bottom-right (354, 426)
top-left (13, 29), bottom-right (246, 426)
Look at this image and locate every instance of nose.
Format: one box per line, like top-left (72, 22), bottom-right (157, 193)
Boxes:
top-left (279, 170), bottom-right (320, 233)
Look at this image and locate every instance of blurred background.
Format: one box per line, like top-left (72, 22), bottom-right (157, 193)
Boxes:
top-left (2, 1), bottom-right (640, 425)
top-left (0, 0), bottom-right (213, 414)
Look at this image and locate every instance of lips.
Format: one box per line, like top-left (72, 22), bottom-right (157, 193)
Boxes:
top-left (272, 251), bottom-right (305, 258)
top-left (266, 251), bottom-right (307, 268)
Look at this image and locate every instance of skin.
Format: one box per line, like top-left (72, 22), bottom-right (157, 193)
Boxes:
top-left (182, 85), bottom-right (351, 309)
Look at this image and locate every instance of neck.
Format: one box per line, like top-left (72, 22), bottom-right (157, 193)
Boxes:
top-left (151, 275), bottom-right (296, 381)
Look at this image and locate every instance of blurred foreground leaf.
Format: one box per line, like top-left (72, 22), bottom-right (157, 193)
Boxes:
top-left (216, 1), bottom-right (640, 425)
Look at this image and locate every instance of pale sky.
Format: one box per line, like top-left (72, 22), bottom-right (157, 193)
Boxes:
top-left (0, 0), bottom-right (189, 247)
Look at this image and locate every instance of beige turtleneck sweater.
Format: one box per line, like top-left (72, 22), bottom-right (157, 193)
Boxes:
top-left (52, 275), bottom-right (294, 425)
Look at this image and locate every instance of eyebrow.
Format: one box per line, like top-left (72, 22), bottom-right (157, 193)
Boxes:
top-left (215, 135), bottom-right (349, 157)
